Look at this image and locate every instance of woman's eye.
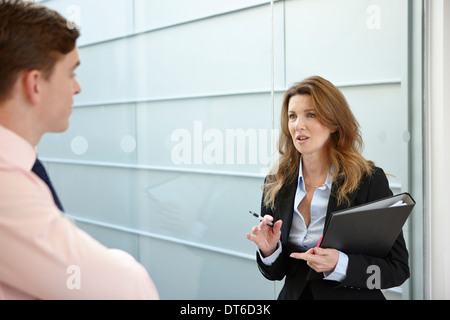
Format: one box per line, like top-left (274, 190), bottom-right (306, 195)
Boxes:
top-left (288, 114), bottom-right (296, 120)
top-left (307, 113), bottom-right (316, 118)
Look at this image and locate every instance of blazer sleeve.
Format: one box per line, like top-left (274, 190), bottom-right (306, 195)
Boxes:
top-left (340, 167), bottom-right (410, 289)
top-left (255, 192), bottom-right (288, 281)
top-left (256, 178), bottom-right (301, 282)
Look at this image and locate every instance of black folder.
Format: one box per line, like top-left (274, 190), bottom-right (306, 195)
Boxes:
top-left (307, 193), bottom-right (415, 280)
top-left (320, 192), bottom-right (415, 258)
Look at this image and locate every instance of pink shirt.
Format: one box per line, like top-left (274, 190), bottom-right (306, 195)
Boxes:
top-left (0, 125), bottom-right (159, 300)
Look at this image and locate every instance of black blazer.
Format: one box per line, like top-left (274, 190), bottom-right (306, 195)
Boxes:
top-left (256, 167), bottom-right (410, 300)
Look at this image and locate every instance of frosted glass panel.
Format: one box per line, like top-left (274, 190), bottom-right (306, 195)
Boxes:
top-left (136, 93), bottom-right (283, 174)
top-left (340, 84), bottom-right (404, 185)
top-left (134, 0), bottom-right (269, 32)
top-left (73, 222), bottom-right (275, 299)
top-left (139, 237), bottom-right (274, 300)
top-left (285, 0), bottom-right (403, 84)
top-left (75, 222), bottom-right (140, 259)
top-left (39, 104), bottom-right (137, 163)
top-left (36, 0), bottom-right (134, 46)
top-left (46, 163), bottom-right (265, 255)
top-left (73, 5), bottom-right (283, 105)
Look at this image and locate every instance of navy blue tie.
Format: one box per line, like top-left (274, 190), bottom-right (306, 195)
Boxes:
top-left (32, 159), bottom-right (64, 212)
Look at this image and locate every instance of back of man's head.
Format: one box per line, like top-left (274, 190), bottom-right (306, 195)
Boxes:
top-left (0, 0), bottom-right (80, 103)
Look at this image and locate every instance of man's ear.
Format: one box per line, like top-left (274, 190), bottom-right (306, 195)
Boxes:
top-left (23, 70), bottom-right (42, 106)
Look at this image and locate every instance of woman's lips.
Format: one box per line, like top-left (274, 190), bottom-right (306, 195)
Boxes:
top-left (296, 135), bottom-right (309, 143)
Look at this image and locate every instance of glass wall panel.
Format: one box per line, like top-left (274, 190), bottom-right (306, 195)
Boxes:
top-left (37, 0), bottom-right (134, 45)
top-left (285, 0), bottom-right (403, 85)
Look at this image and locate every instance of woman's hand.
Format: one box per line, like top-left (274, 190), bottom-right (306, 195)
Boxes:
top-left (246, 215), bottom-right (282, 258)
top-left (290, 247), bottom-right (339, 273)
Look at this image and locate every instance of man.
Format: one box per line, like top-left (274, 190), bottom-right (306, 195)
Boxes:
top-left (0, 0), bottom-right (158, 299)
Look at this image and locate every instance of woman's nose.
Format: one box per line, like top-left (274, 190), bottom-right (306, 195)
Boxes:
top-left (295, 117), bottom-right (306, 131)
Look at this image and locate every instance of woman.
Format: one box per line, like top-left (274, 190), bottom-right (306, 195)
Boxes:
top-left (246, 76), bottom-right (409, 300)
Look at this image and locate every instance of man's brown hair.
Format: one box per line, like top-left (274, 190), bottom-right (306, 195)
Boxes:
top-left (0, 0), bottom-right (80, 102)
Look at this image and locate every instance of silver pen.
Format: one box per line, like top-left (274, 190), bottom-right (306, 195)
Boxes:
top-left (249, 211), bottom-right (273, 227)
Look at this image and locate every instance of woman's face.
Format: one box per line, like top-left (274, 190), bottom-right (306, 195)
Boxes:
top-left (287, 94), bottom-right (334, 160)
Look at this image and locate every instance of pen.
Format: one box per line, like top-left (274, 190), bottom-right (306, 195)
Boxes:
top-left (249, 211), bottom-right (273, 227)
top-left (313, 235), bottom-right (323, 255)
top-left (317, 235), bottom-right (323, 247)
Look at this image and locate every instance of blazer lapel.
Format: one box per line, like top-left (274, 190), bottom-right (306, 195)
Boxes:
top-left (324, 184), bottom-right (339, 230)
top-left (277, 179), bottom-right (298, 244)
top-left (325, 181), bottom-right (358, 229)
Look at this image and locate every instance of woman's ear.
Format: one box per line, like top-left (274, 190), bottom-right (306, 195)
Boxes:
top-left (23, 70), bottom-right (42, 106)
top-left (331, 124), bottom-right (340, 134)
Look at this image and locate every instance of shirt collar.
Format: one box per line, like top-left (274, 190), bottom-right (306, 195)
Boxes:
top-left (0, 125), bottom-right (37, 172)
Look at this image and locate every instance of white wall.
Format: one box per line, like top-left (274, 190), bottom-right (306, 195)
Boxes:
top-left (427, 0), bottom-right (450, 300)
